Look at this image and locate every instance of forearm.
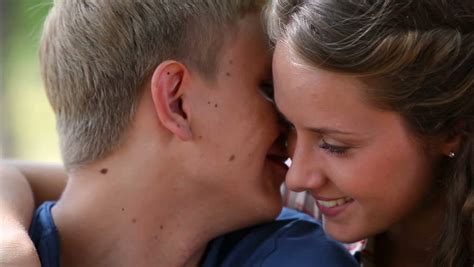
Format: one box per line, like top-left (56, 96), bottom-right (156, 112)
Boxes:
top-left (2, 160), bottom-right (67, 207)
top-left (0, 164), bottom-right (35, 227)
top-left (0, 164), bottom-right (40, 266)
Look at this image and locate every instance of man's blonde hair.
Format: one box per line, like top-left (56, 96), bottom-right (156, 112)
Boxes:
top-left (40, 0), bottom-right (264, 169)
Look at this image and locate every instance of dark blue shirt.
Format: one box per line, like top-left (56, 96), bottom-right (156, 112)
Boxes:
top-left (201, 208), bottom-right (358, 266)
top-left (30, 202), bottom-right (357, 267)
top-left (29, 201), bottom-right (60, 267)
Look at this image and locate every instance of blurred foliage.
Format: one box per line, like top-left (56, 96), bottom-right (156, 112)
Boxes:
top-left (2, 0), bottom-right (61, 162)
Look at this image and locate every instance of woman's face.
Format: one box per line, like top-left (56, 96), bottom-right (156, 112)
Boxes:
top-left (273, 42), bottom-right (441, 242)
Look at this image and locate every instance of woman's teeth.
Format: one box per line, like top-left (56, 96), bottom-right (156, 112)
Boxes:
top-left (317, 197), bottom-right (353, 208)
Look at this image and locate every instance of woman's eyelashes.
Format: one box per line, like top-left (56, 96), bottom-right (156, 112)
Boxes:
top-left (318, 139), bottom-right (350, 155)
top-left (258, 81), bottom-right (274, 102)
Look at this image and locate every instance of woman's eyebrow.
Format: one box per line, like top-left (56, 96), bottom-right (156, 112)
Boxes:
top-left (306, 127), bottom-right (357, 136)
top-left (275, 106), bottom-right (358, 136)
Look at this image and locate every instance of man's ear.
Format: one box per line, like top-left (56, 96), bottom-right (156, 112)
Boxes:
top-left (150, 60), bottom-right (193, 141)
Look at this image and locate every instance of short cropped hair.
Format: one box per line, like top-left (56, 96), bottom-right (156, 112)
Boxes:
top-left (40, 0), bottom-right (264, 169)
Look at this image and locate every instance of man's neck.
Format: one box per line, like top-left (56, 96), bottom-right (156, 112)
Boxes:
top-left (51, 165), bottom-right (214, 267)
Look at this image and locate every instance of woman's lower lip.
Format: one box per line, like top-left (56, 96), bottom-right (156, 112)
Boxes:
top-left (316, 199), bottom-right (354, 218)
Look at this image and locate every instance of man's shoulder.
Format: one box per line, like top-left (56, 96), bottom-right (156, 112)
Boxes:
top-left (29, 201), bottom-right (60, 267)
top-left (202, 208), bottom-right (358, 267)
top-left (276, 206), bottom-right (318, 224)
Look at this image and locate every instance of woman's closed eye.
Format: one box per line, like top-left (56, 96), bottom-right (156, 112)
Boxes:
top-left (319, 139), bottom-right (350, 155)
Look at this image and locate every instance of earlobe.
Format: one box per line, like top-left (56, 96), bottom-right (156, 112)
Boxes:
top-left (440, 132), bottom-right (462, 158)
top-left (150, 61), bottom-right (193, 141)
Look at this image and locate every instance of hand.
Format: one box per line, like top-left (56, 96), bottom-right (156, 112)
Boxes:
top-left (0, 219), bottom-right (40, 267)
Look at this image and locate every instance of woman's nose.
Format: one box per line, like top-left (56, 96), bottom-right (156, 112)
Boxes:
top-left (285, 137), bottom-right (327, 193)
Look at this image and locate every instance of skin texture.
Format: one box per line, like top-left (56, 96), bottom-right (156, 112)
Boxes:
top-left (273, 41), bottom-right (444, 251)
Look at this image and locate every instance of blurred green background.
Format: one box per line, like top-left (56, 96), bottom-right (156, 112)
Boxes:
top-left (1, 0), bottom-right (61, 163)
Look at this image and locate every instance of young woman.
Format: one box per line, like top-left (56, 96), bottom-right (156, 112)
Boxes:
top-left (266, 0), bottom-right (473, 266)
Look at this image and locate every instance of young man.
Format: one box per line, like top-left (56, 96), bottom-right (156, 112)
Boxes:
top-left (0, 1), bottom-right (358, 266)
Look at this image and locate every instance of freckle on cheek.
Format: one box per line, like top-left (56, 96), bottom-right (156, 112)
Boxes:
top-left (214, 104), bottom-right (218, 108)
top-left (132, 218), bottom-right (137, 224)
top-left (229, 154), bottom-right (235, 161)
top-left (100, 168), bottom-right (108, 174)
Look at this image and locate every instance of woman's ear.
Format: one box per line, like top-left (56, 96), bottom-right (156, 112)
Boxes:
top-left (150, 60), bottom-right (193, 141)
top-left (440, 124), bottom-right (463, 157)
